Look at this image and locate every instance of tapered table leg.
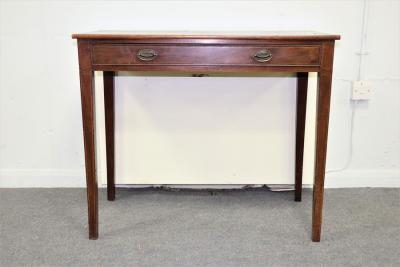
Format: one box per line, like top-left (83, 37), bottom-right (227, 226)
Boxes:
top-left (312, 42), bottom-right (335, 242)
top-left (79, 70), bottom-right (98, 240)
top-left (295, 72), bottom-right (308, 202)
top-left (104, 71), bottom-right (116, 201)
top-left (78, 40), bottom-right (98, 240)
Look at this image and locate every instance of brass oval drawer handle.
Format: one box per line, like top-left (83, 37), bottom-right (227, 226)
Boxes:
top-left (137, 49), bottom-right (158, 61)
top-left (253, 49), bottom-right (272, 63)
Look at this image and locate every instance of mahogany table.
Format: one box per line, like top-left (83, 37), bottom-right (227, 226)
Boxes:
top-left (72, 31), bottom-right (340, 241)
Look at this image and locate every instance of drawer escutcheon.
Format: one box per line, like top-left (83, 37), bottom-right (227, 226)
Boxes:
top-left (253, 49), bottom-right (273, 63)
top-left (137, 49), bottom-right (158, 61)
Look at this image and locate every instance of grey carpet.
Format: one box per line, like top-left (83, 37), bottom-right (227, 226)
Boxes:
top-left (0, 188), bottom-right (399, 267)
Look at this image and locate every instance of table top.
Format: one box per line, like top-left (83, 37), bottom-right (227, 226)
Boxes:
top-left (72, 31), bottom-right (340, 40)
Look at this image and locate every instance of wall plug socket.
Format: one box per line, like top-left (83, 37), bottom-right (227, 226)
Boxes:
top-left (352, 81), bottom-right (372, 100)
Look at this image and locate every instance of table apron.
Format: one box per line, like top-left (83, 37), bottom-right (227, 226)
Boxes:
top-left (91, 44), bottom-right (321, 69)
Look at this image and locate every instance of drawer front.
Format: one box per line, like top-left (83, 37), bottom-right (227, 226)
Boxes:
top-left (92, 45), bottom-right (321, 66)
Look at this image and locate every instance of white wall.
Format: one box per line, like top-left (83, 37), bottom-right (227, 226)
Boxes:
top-left (0, 0), bottom-right (399, 187)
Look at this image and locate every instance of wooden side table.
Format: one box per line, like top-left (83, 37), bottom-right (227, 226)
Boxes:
top-left (72, 31), bottom-right (340, 241)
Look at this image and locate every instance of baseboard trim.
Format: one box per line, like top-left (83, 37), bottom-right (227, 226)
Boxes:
top-left (0, 169), bottom-right (86, 188)
top-left (0, 169), bottom-right (399, 188)
top-left (325, 169), bottom-right (400, 188)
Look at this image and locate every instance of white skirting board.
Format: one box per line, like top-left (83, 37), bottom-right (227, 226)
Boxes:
top-left (0, 169), bottom-right (399, 188)
top-left (324, 170), bottom-right (400, 188)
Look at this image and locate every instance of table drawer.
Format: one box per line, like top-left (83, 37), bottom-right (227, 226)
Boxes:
top-left (92, 45), bottom-right (321, 66)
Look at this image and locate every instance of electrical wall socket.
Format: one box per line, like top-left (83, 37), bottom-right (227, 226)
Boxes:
top-left (352, 81), bottom-right (372, 100)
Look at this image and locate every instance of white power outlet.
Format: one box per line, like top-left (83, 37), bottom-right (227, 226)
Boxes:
top-left (352, 81), bottom-right (372, 100)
